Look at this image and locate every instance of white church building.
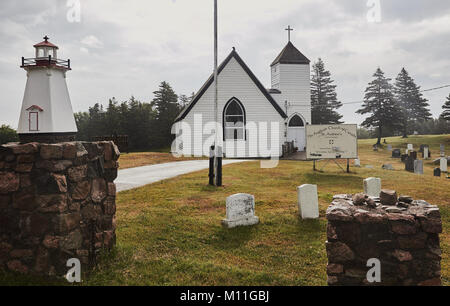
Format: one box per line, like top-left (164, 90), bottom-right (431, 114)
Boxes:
top-left (173, 39), bottom-right (311, 158)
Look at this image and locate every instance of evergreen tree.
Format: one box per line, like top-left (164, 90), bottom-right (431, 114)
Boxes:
top-left (393, 68), bottom-right (432, 137)
top-left (151, 81), bottom-right (181, 148)
top-left (441, 94), bottom-right (450, 121)
top-left (357, 68), bottom-right (402, 145)
top-left (0, 125), bottom-right (19, 144)
top-left (310, 58), bottom-right (343, 124)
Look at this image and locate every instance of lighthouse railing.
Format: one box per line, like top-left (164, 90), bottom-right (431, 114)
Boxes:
top-left (21, 56), bottom-right (71, 69)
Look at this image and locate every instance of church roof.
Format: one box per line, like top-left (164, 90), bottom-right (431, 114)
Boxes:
top-left (271, 41), bottom-right (310, 66)
top-left (175, 48), bottom-right (287, 123)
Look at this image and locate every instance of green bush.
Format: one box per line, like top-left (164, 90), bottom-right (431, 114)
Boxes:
top-left (0, 125), bottom-right (19, 145)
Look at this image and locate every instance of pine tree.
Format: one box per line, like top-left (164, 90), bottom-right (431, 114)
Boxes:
top-left (310, 58), bottom-right (343, 124)
top-left (151, 81), bottom-right (181, 148)
top-left (393, 68), bottom-right (432, 137)
top-left (179, 92), bottom-right (195, 108)
top-left (357, 68), bottom-right (402, 145)
top-left (441, 94), bottom-right (450, 121)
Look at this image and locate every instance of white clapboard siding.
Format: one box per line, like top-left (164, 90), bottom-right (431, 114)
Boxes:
top-left (180, 57), bottom-right (285, 158)
top-left (277, 64), bottom-right (312, 124)
top-left (18, 69), bottom-right (77, 134)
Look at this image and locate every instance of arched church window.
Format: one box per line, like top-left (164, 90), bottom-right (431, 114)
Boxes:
top-left (288, 115), bottom-right (304, 127)
top-left (223, 98), bottom-right (245, 140)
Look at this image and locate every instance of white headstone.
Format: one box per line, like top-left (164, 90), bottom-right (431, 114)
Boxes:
top-left (222, 193), bottom-right (259, 228)
top-left (387, 144), bottom-right (392, 151)
top-left (363, 177), bottom-right (381, 197)
top-left (441, 144), bottom-right (445, 157)
top-left (414, 160), bottom-right (423, 175)
top-left (424, 147), bottom-right (430, 159)
top-left (407, 144), bottom-right (413, 151)
top-left (297, 184), bottom-right (319, 219)
top-left (440, 157), bottom-right (448, 173)
top-left (354, 158), bottom-right (361, 167)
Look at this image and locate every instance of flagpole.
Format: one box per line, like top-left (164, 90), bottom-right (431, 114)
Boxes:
top-left (213, 0), bottom-right (219, 186)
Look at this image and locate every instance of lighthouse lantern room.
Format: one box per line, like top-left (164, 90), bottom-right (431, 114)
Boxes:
top-left (18, 36), bottom-right (77, 143)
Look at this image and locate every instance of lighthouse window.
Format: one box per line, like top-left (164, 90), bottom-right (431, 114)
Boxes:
top-left (29, 112), bottom-right (38, 131)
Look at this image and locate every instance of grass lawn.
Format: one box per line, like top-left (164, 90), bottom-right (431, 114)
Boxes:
top-left (119, 152), bottom-right (205, 169)
top-left (1, 134), bottom-right (449, 286)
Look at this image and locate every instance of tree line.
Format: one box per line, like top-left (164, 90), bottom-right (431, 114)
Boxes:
top-left (1, 62), bottom-right (450, 147)
top-left (310, 58), bottom-right (450, 144)
top-left (74, 81), bottom-right (192, 151)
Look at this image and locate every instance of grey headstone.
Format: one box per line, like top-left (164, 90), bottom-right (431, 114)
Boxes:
top-left (414, 160), bottom-right (423, 175)
top-left (363, 177), bottom-right (381, 197)
top-left (387, 144), bottom-right (392, 151)
top-left (392, 149), bottom-right (401, 158)
top-left (441, 157), bottom-right (448, 172)
top-left (382, 164), bottom-right (394, 170)
top-left (222, 193), bottom-right (259, 228)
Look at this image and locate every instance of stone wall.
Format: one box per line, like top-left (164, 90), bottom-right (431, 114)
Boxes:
top-left (0, 141), bottom-right (119, 276)
top-left (326, 191), bottom-right (442, 286)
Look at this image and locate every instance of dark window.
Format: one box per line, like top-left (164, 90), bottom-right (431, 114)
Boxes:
top-left (288, 115), bottom-right (304, 127)
top-left (224, 99), bottom-right (245, 140)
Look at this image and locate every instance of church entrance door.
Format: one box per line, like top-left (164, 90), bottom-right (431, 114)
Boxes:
top-left (287, 114), bottom-right (306, 151)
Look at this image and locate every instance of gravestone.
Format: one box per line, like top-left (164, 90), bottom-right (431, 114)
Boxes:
top-left (392, 149), bottom-right (401, 158)
top-left (354, 158), bottom-right (361, 167)
top-left (222, 193), bottom-right (259, 228)
top-left (423, 146), bottom-right (430, 159)
top-left (407, 144), bottom-right (413, 151)
top-left (440, 144), bottom-right (445, 157)
top-left (441, 158), bottom-right (448, 173)
top-left (405, 156), bottom-right (415, 172)
top-left (434, 168), bottom-right (441, 177)
top-left (414, 160), bottom-right (424, 175)
top-left (382, 164), bottom-right (394, 170)
top-left (410, 151), bottom-right (417, 160)
top-left (297, 184), bottom-right (319, 219)
top-left (373, 144), bottom-right (378, 152)
top-left (363, 177), bottom-right (381, 197)
top-left (401, 154), bottom-right (408, 162)
top-left (387, 144), bottom-right (392, 151)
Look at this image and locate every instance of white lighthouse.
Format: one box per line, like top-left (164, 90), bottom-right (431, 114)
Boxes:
top-left (18, 36), bottom-right (77, 143)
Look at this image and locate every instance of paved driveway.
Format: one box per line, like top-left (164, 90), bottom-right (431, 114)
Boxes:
top-left (116, 159), bottom-right (249, 192)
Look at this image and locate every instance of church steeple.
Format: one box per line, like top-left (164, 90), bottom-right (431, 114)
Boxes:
top-left (271, 41), bottom-right (310, 66)
top-left (270, 30), bottom-right (311, 126)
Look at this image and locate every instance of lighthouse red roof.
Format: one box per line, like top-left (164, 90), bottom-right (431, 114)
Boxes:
top-left (33, 36), bottom-right (59, 49)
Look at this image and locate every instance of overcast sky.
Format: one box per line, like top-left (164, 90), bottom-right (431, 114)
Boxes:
top-left (1, 0), bottom-right (450, 128)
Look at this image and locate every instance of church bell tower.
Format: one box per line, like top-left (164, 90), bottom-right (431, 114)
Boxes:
top-left (18, 36), bottom-right (77, 143)
top-left (270, 26), bottom-right (311, 124)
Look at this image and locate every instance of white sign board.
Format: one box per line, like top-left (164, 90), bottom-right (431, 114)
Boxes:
top-left (306, 124), bottom-right (358, 159)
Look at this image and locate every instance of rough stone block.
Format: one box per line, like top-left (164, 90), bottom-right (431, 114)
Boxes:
top-left (0, 141), bottom-right (118, 276)
top-left (380, 189), bottom-right (397, 206)
top-left (326, 193), bottom-right (442, 286)
top-left (0, 172), bottom-right (20, 194)
top-left (40, 144), bottom-right (63, 160)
